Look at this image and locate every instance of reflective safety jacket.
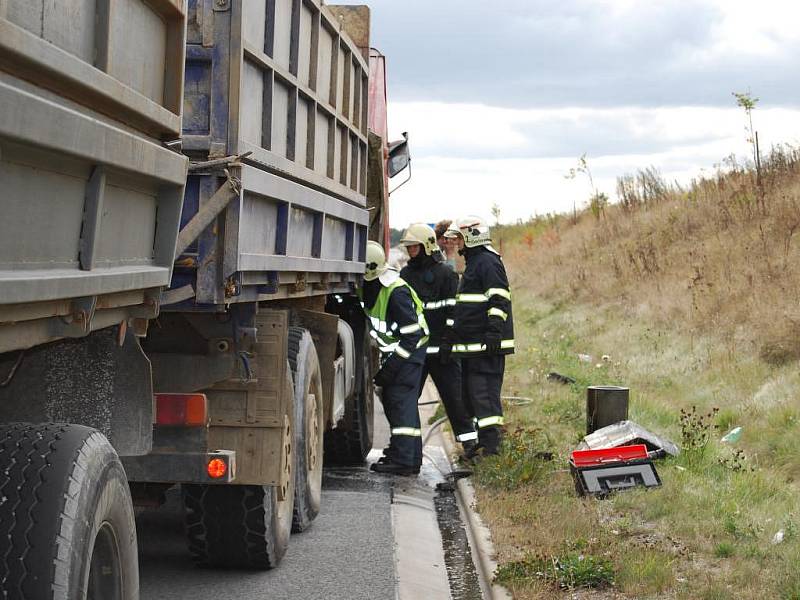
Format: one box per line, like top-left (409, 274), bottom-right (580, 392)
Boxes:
top-left (452, 245), bottom-right (515, 356)
top-left (364, 274), bottom-right (429, 365)
top-left (400, 253), bottom-right (458, 352)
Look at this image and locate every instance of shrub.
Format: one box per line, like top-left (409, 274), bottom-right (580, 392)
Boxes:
top-left (680, 405), bottom-right (719, 453)
top-left (473, 426), bottom-right (552, 490)
top-left (714, 541), bottom-right (736, 558)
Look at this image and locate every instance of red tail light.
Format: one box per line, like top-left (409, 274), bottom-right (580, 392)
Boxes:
top-left (207, 458), bottom-right (227, 479)
top-left (155, 393), bottom-right (208, 426)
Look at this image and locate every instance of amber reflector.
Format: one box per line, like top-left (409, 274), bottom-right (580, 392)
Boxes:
top-left (155, 394), bottom-right (208, 426)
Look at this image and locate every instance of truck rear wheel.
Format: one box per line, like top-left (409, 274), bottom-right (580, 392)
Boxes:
top-left (182, 483), bottom-right (292, 569)
top-left (324, 331), bottom-right (375, 465)
top-left (182, 371), bottom-right (295, 569)
top-left (0, 423), bottom-right (138, 600)
top-left (287, 327), bottom-right (324, 532)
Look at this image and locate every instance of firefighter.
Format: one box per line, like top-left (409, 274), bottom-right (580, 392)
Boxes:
top-left (399, 223), bottom-right (477, 453)
top-left (443, 216), bottom-right (514, 458)
top-left (362, 241), bottom-right (429, 475)
top-left (434, 219), bottom-right (458, 269)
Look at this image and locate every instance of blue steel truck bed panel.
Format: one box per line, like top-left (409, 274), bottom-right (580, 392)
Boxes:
top-left (170, 165), bottom-right (368, 306)
top-left (183, 0), bottom-right (369, 208)
top-left (169, 0), bottom-right (370, 308)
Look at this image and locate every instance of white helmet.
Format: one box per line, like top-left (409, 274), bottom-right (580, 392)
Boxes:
top-left (364, 241), bottom-right (388, 281)
top-left (400, 223), bottom-right (438, 256)
top-left (442, 219), bottom-right (463, 240)
top-left (454, 216), bottom-right (492, 248)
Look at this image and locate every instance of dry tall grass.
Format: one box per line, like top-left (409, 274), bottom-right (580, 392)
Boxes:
top-left (501, 145), bottom-right (800, 366)
top-left (474, 146), bottom-right (800, 599)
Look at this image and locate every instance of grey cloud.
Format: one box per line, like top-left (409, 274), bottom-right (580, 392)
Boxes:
top-left (335, 0), bottom-right (800, 110)
top-left (407, 111), bottom-right (729, 161)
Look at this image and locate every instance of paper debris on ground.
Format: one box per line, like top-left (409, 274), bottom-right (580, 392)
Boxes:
top-left (576, 420), bottom-right (680, 456)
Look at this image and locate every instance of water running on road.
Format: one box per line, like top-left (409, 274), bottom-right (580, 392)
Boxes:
top-left (435, 486), bottom-right (483, 600)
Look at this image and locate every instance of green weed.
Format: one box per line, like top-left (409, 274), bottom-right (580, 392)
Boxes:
top-left (715, 407), bottom-right (739, 432)
top-left (714, 541), bottom-right (736, 557)
top-left (495, 552), bottom-right (615, 589)
top-left (680, 405), bottom-right (719, 452)
top-left (427, 401), bottom-right (446, 425)
top-left (718, 448), bottom-right (755, 472)
top-left (473, 427), bottom-right (552, 490)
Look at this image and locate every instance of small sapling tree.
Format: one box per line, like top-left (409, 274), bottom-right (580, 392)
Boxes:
top-left (566, 153), bottom-right (606, 220)
top-left (732, 90), bottom-right (760, 176)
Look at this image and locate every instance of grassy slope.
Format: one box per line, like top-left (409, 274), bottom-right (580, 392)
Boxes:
top-left (473, 152), bottom-right (800, 599)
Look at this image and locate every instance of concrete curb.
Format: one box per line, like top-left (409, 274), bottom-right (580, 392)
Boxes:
top-left (373, 396), bottom-right (452, 600)
top-left (440, 431), bottom-right (513, 600)
top-left (391, 482), bottom-right (451, 600)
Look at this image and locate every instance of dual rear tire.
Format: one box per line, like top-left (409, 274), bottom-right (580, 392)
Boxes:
top-left (182, 369), bottom-right (296, 569)
top-left (181, 326), bottom-right (328, 569)
top-left (182, 480), bottom-right (293, 569)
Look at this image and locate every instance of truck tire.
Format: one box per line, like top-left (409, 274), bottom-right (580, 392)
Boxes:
top-left (287, 327), bottom-right (324, 533)
top-left (0, 423), bottom-right (138, 600)
top-left (324, 332), bottom-right (375, 465)
top-left (182, 370), bottom-right (295, 569)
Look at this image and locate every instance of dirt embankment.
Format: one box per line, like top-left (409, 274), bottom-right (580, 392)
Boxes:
top-left (471, 148), bottom-right (800, 599)
top-left (504, 146), bottom-right (800, 366)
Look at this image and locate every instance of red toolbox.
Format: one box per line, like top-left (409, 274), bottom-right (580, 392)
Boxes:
top-left (570, 444), bottom-right (661, 496)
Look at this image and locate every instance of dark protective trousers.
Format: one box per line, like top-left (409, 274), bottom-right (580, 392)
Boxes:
top-left (418, 356), bottom-right (476, 443)
top-left (461, 354), bottom-right (505, 452)
top-left (380, 360), bottom-right (424, 467)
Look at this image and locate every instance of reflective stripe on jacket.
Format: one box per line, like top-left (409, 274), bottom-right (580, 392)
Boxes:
top-left (364, 277), bottom-right (429, 362)
top-left (400, 254), bottom-right (459, 348)
top-left (452, 245), bottom-right (515, 356)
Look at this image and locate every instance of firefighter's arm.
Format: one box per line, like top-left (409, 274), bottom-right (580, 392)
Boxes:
top-left (374, 287), bottom-right (423, 386)
top-left (441, 267), bottom-right (459, 332)
top-left (484, 259), bottom-right (511, 352)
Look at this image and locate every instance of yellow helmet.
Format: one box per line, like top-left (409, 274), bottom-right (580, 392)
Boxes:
top-left (400, 223), bottom-right (438, 256)
top-left (364, 241), bottom-right (388, 281)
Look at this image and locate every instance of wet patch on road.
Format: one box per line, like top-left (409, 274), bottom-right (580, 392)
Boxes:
top-left (322, 466), bottom-right (394, 494)
top-left (435, 485), bottom-right (483, 600)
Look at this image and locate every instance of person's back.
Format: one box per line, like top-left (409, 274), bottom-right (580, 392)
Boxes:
top-left (399, 224), bottom-right (477, 450)
top-left (456, 245), bottom-right (515, 355)
top-left (400, 253), bottom-right (457, 346)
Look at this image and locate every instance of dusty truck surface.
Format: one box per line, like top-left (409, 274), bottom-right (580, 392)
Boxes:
top-left (129, 0), bottom-right (394, 570)
top-left (0, 0), bottom-right (188, 598)
top-left (0, 0), bottom-right (408, 596)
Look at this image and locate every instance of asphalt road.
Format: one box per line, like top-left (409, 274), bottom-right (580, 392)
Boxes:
top-left (137, 468), bottom-right (397, 600)
top-left (136, 389), bottom-right (479, 600)
top-left (137, 401), bottom-right (401, 600)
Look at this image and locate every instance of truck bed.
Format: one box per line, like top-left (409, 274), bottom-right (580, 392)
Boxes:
top-left (0, 0), bottom-right (188, 352)
top-left (166, 0), bottom-right (370, 308)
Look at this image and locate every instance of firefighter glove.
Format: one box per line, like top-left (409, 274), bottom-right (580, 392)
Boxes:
top-left (485, 330), bottom-right (502, 355)
top-left (374, 356), bottom-right (402, 387)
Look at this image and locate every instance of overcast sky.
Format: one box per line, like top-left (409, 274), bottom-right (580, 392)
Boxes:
top-left (335, 0), bottom-right (800, 227)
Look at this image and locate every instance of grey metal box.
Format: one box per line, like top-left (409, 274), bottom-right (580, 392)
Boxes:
top-left (0, 1), bottom-right (189, 352)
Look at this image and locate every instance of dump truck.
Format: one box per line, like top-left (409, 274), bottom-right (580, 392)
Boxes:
top-left (0, 1), bottom-right (409, 597)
